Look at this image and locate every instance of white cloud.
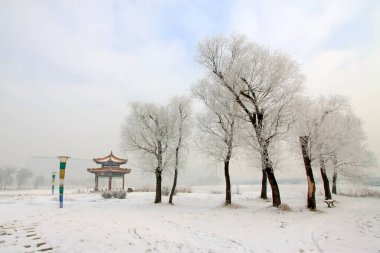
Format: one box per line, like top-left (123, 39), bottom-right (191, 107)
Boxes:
top-left (228, 0), bottom-right (360, 60)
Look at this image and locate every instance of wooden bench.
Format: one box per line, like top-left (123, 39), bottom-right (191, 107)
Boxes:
top-left (324, 199), bottom-right (336, 208)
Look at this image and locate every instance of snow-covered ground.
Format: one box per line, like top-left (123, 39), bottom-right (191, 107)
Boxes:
top-left (0, 184), bottom-right (379, 253)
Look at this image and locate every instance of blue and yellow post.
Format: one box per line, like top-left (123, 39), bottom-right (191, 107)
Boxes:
top-left (58, 156), bottom-right (69, 208)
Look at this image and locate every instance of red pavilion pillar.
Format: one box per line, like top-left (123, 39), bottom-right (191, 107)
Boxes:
top-left (108, 175), bottom-right (112, 191)
top-left (95, 175), bottom-right (99, 191)
top-left (122, 175), bottom-right (125, 190)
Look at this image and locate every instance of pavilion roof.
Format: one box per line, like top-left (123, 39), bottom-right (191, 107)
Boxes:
top-left (93, 151), bottom-right (127, 165)
top-left (87, 167), bottom-right (131, 174)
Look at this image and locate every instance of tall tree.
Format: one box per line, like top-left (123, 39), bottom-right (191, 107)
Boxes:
top-left (168, 96), bottom-right (192, 204)
top-left (193, 79), bottom-right (242, 205)
top-left (122, 102), bottom-right (176, 203)
top-left (197, 35), bottom-right (303, 207)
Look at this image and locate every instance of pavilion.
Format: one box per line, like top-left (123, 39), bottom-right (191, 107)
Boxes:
top-left (87, 151), bottom-right (131, 191)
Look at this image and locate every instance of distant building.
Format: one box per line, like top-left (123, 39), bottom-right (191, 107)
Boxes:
top-left (87, 151), bottom-right (131, 191)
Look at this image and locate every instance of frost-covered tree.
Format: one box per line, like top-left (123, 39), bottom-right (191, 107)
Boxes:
top-left (193, 79), bottom-right (242, 205)
top-left (16, 168), bottom-right (33, 189)
top-left (294, 95), bottom-right (376, 203)
top-left (323, 108), bottom-right (377, 194)
top-left (168, 96), bottom-right (192, 204)
top-left (122, 102), bottom-right (176, 203)
top-left (294, 95), bottom-right (347, 208)
top-left (197, 35), bottom-right (303, 207)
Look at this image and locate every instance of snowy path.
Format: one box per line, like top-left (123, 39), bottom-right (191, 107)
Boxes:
top-left (0, 185), bottom-right (379, 253)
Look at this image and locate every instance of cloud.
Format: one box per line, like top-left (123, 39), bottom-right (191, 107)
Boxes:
top-left (228, 0), bottom-right (360, 60)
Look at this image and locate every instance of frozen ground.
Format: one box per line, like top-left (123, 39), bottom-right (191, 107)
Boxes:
top-left (0, 184), bottom-right (379, 253)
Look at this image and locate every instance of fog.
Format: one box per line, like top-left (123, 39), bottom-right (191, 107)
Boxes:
top-left (1, 1), bottom-right (379, 186)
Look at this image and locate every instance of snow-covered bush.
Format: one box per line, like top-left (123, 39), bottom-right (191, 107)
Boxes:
top-left (114, 191), bottom-right (126, 199)
top-left (101, 191), bottom-right (126, 199)
top-left (101, 191), bottom-right (112, 199)
top-left (162, 186), bottom-right (170, 196)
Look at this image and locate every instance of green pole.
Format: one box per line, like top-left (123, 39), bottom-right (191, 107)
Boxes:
top-left (52, 172), bottom-right (56, 195)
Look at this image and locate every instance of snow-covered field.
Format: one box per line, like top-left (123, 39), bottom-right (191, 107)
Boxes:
top-left (0, 184), bottom-right (379, 253)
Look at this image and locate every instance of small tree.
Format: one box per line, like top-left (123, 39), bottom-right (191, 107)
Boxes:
top-left (168, 96), bottom-right (192, 204)
top-left (16, 168), bottom-right (33, 189)
top-left (326, 111), bottom-right (377, 194)
top-left (193, 79), bottom-right (242, 205)
top-left (122, 102), bottom-right (176, 203)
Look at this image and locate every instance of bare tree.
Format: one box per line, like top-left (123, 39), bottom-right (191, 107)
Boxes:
top-left (193, 79), bottom-right (242, 205)
top-left (294, 94), bottom-right (376, 203)
top-left (294, 95), bottom-right (347, 208)
top-left (16, 168), bottom-right (33, 189)
top-left (325, 110), bottom-right (377, 194)
top-left (122, 102), bottom-right (176, 203)
top-left (168, 96), bottom-right (192, 204)
top-left (197, 35), bottom-right (303, 207)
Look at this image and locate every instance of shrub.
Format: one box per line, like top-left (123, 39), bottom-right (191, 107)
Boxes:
top-left (162, 186), bottom-right (170, 196)
top-left (101, 190), bottom-right (126, 199)
top-left (101, 191), bottom-right (112, 199)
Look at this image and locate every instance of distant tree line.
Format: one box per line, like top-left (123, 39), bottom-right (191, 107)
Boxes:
top-left (0, 168), bottom-right (46, 189)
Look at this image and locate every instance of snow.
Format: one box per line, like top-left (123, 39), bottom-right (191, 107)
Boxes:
top-left (0, 185), bottom-right (379, 253)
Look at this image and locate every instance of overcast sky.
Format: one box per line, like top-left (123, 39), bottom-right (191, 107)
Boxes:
top-left (0, 0), bottom-right (379, 177)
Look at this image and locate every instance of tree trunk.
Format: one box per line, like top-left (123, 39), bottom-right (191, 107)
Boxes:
top-left (332, 155), bottom-right (338, 195)
top-left (169, 115), bottom-right (183, 204)
top-left (155, 140), bottom-right (163, 204)
top-left (260, 169), bottom-right (268, 199)
top-left (169, 168), bottom-right (178, 204)
top-left (262, 145), bottom-right (281, 207)
top-left (299, 136), bottom-right (316, 210)
top-left (319, 159), bottom-right (332, 200)
top-left (332, 171), bottom-right (338, 195)
top-left (154, 171), bottom-right (162, 203)
top-left (224, 159), bottom-right (232, 205)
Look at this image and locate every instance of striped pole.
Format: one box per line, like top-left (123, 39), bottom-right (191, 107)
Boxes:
top-left (58, 156), bottom-right (69, 208)
top-left (52, 172), bottom-right (56, 195)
